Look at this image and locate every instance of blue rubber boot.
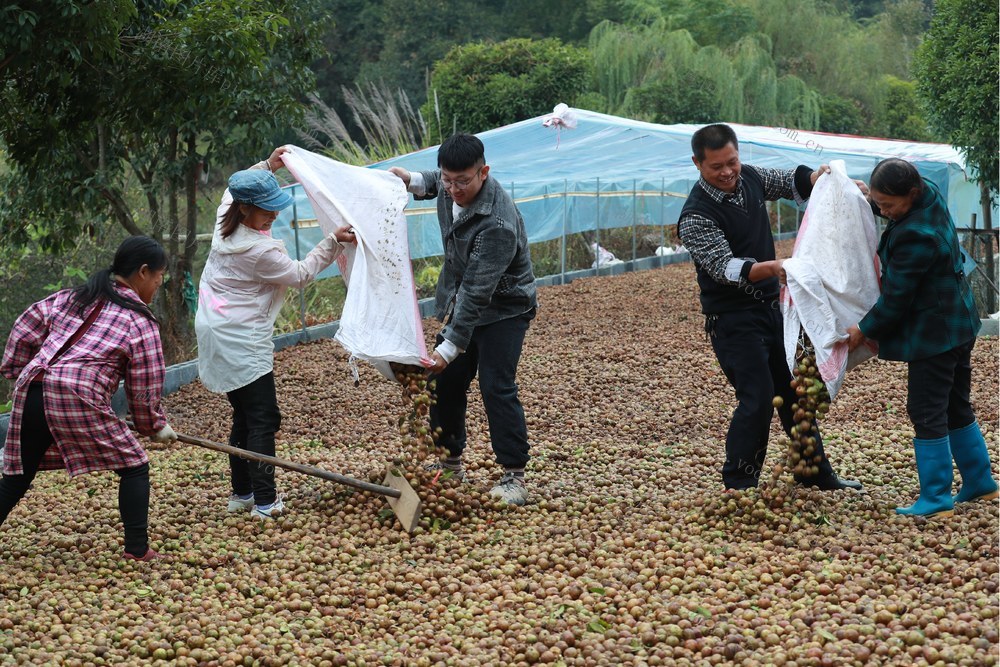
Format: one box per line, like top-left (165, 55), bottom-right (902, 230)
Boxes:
top-left (950, 422), bottom-right (1000, 504)
top-left (896, 436), bottom-right (955, 518)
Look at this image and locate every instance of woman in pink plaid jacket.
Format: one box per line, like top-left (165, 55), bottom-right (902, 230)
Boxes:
top-left (0, 236), bottom-right (176, 561)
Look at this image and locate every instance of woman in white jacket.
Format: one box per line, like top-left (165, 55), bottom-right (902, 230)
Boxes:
top-left (196, 147), bottom-right (354, 520)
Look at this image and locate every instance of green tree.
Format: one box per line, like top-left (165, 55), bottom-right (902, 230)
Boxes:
top-left (872, 75), bottom-right (932, 141)
top-left (319, 0), bottom-right (631, 116)
top-left (497, 0), bottom-right (632, 43)
top-left (741, 0), bottom-right (925, 124)
top-left (422, 38), bottom-right (592, 139)
top-left (666, 0), bottom-right (756, 48)
top-left (0, 0), bottom-right (136, 246)
top-left (914, 0), bottom-right (998, 210)
top-left (0, 1), bottom-right (133, 81)
top-left (311, 0), bottom-right (387, 128)
top-left (627, 71), bottom-right (718, 124)
top-left (0, 1), bottom-right (327, 360)
top-left (357, 0), bottom-right (499, 104)
top-left (832, 0), bottom-right (887, 19)
top-left (589, 19), bottom-right (672, 112)
top-left (818, 94), bottom-right (866, 135)
top-left (590, 21), bottom-right (819, 128)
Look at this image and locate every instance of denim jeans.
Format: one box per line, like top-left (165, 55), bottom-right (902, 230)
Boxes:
top-left (708, 306), bottom-right (835, 489)
top-left (226, 372), bottom-right (281, 506)
top-left (431, 311), bottom-right (533, 469)
top-left (907, 339), bottom-right (976, 439)
top-left (0, 383), bottom-right (151, 556)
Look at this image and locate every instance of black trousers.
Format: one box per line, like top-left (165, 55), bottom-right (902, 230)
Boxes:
top-left (430, 312), bottom-right (533, 469)
top-left (226, 371), bottom-right (281, 505)
top-left (0, 383), bottom-right (151, 556)
top-left (708, 306), bottom-right (836, 489)
top-left (907, 339), bottom-right (977, 439)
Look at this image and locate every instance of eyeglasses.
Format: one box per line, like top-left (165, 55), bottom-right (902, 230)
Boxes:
top-left (441, 169), bottom-right (483, 191)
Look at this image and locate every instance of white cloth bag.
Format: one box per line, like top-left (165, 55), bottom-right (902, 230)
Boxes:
top-left (780, 160), bottom-right (881, 400)
top-left (281, 147), bottom-right (430, 381)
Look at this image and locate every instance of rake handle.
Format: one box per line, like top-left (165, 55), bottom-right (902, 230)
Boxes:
top-left (133, 423), bottom-right (401, 498)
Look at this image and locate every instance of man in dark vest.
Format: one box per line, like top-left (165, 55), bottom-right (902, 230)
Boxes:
top-left (678, 123), bottom-right (862, 491)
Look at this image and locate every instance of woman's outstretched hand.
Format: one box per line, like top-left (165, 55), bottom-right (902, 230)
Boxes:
top-left (334, 225), bottom-right (357, 244)
top-left (267, 146), bottom-right (291, 172)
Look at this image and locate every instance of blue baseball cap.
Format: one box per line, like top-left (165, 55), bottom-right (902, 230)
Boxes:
top-left (228, 169), bottom-right (293, 211)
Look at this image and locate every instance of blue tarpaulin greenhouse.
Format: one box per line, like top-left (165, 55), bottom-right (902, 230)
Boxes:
top-left (271, 109), bottom-right (993, 278)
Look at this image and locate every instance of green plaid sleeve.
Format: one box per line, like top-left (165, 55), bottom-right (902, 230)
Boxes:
top-left (859, 226), bottom-right (939, 341)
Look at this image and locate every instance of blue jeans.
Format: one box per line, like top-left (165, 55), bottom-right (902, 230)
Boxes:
top-left (431, 311), bottom-right (533, 469)
top-left (226, 372), bottom-right (281, 505)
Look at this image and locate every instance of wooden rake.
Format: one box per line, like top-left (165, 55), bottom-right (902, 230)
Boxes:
top-left (130, 424), bottom-right (423, 532)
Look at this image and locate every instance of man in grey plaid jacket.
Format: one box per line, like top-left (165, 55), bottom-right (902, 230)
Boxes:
top-left (390, 134), bottom-right (537, 506)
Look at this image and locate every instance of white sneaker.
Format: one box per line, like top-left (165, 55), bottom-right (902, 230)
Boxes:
top-left (251, 495), bottom-right (286, 520)
top-left (489, 472), bottom-right (528, 506)
top-left (227, 493), bottom-right (254, 513)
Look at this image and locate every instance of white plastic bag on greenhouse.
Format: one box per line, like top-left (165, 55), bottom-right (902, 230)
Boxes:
top-left (281, 146), bottom-right (430, 382)
top-left (780, 160), bottom-right (881, 400)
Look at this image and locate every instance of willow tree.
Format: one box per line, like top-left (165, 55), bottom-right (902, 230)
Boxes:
top-left (588, 19), bottom-right (674, 113)
top-left (775, 76), bottom-right (822, 131)
top-left (730, 35), bottom-right (779, 124)
top-left (591, 21), bottom-right (819, 129)
top-left (696, 47), bottom-right (742, 122)
top-left (618, 32), bottom-right (738, 124)
top-left (731, 35), bottom-right (820, 128)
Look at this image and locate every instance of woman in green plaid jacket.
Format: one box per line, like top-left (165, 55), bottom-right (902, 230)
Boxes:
top-left (847, 158), bottom-right (998, 518)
